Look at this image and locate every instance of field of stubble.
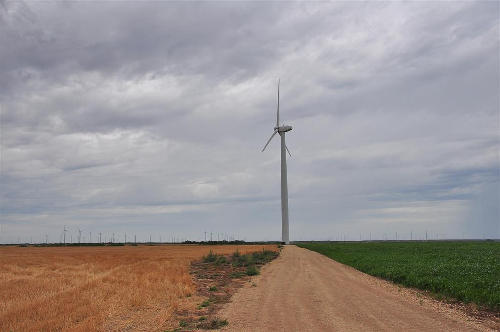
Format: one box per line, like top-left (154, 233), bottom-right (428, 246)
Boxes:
top-left (0, 244), bottom-right (276, 331)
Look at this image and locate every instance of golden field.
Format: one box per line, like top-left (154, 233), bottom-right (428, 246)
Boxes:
top-left (0, 244), bottom-right (277, 332)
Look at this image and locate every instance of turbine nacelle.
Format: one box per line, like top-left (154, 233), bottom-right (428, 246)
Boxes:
top-left (275, 125), bottom-right (292, 133)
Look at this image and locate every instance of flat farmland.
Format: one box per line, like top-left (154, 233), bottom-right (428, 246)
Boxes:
top-left (298, 241), bottom-right (500, 310)
top-left (0, 244), bottom-right (277, 332)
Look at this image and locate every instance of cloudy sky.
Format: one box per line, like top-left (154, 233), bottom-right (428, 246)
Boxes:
top-left (0, 1), bottom-right (498, 243)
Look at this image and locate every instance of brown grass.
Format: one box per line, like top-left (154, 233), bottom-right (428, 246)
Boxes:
top-left (0, 244), bottom-right (277, 332)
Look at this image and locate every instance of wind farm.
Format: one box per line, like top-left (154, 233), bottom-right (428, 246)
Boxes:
top-left (1, 79), bottom-right (497, 329)
top-left (1, 1), bottom-right (499, 331)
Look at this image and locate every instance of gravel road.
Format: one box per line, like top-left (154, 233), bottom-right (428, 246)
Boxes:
top-left (219, 245), bottom-right (495, 331)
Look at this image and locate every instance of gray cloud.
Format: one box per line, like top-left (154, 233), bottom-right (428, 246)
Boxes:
top-left (0, 1), bottom-right (498, 243)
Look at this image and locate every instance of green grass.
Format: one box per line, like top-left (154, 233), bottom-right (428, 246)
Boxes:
top-left (298, 241), bottom-right (500, 310)
top-left (199, 249), bottom-right (278, 279)
top-left (202, 250), bottom-right (219, 263)
top-left (245, 265), bottom-right (260, 276)
top-left (231, 249), bottom-right (278, 267)
top-left (198, 299), bottom-right (210, 309)
top-left (215, 255), bottom-right (227, 266)
top-left (251, 249), bottom-right (279, 264)
top-left (230, 271), bottom-right (245, 278)
top-left (197, 318), bottom-right (228, 329)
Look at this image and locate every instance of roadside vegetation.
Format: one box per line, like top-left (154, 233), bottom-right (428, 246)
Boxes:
top-left (202, 248), bottom-right (278, 276)
top-left (298, 241), bottom-right (500, 311)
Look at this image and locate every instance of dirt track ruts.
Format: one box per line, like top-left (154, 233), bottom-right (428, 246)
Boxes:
top-left (219, 245), bottom-right (495, 331)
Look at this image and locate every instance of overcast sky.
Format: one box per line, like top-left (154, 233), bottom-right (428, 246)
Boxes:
top-left (0, 1), bottom-right (498, 243)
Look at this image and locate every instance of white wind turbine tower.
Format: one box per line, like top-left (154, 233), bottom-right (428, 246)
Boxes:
top-left (262, 79), bottom-right (292, 244)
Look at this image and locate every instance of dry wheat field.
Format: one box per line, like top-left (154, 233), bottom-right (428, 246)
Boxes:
top-left (0, 244), bottom-right (277, 332)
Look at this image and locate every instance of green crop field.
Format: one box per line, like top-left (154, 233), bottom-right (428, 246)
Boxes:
top-left (298, 241), bottom-right (500, 310)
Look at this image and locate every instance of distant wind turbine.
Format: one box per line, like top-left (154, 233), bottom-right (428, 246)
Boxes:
top-left (77, 228), bottom-right (83, 244)
top-left (262, 79), bottom-right (292, 244)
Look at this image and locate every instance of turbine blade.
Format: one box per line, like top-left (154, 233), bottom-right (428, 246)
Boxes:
top-left (285, 143), bottom-right (292, 157)
top-left (262, 130), bottom-right (277, 152)
top-left (276, 78), bottom-right (280, 128)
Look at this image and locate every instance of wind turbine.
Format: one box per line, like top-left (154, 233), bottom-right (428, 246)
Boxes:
top-left (262, 79), bottom-right (292, 244)
top-left (77, 228), bottom-right (83, 244)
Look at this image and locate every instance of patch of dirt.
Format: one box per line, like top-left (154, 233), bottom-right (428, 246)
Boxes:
top-left (400, 290), bottom-right (500, 331)
top-left (170, 249), bottom-right (280, 331)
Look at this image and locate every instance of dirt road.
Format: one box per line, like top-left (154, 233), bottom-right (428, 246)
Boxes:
top-left (219, 245), bottom-right (495, 331)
